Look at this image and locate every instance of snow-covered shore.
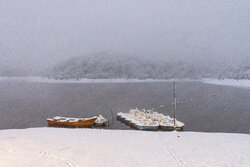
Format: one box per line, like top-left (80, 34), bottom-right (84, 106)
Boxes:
top-left (1, 77), bottom-right (250, 88)
top-left (202, 78), bottom-right (250, 88)
top-left (0, 128), bottom-right (249, 167)
top-left (0, 76), bottom-right (187, 83)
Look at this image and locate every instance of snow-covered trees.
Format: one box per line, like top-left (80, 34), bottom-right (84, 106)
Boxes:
top-left (47, 53), bottom-right (250, 80)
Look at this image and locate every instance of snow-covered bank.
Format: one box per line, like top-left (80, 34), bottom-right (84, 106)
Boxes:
top-left (203, 78), bottom-right (250, 88)
top-left (1, 77), bottom-right (250, 89)
top-left (0, 128), bottom-right (249, 167)
top-left (0, 76), bottom-right (195, 83)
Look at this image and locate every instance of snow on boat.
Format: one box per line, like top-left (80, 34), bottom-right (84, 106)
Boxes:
top-left (175, 121), bottom-right (185, 131)
top-left (124, 115), bottom-right (135, 126)
top-left (117, 82), bottom-right (185, 131)
top-left (117, 108), bottom-right (184, 131)
top-left (47, 116), bottom-right (97, 128)
top-left (120, 113), bottom-right (128, 123)
top-left (124, 119), bottom-right (131, 126)
top-left (159, 116), bottom-right (176, 131)
top-left (94, 114), bottom-right (108, 127)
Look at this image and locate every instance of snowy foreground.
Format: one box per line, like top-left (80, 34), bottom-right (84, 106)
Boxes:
top-left (0, 128), bottom-right (249, 167)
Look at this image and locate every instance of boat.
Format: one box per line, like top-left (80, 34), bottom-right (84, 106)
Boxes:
top-left (158, 116), bottom-right (176, 131)
top-left (47, 116), bottom-right (97, 128)
top-left (135, 124), bottom-right (159, 131)
top-left (129, 120), bottom-right (136, 129)
top-left (118, 92), bottom-right (185, 132)
top-left (93, 114), bottom-right (108, 127)
top-left (175, 121), bottom-right (185, 131)
top-left (117, 108), bottom-right (184, 131)
top-left (135, 121), bottom-right (160, 131)
top-left (124, 119), bottom-right (131, 126)
top-left (159, 122), bottom-right (175, 131)
top-left (124, 116), bottom-right (134, 126)
top-left (116, 112), bottom-right (123, 121)
top-left (120, 113), bottom-right (127, 123)
top-left (175, 126), bottom-right (184, 131)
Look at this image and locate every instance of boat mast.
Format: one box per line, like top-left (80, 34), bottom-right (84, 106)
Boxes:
top-left (173, 81), bottom-right (176, 126)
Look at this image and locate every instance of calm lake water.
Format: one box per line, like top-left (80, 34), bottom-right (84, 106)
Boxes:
top-left (0, 78), bottom-right (249, 134)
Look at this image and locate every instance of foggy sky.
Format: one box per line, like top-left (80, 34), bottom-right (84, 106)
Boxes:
top-left (0, 0), bottom-right (249, 73)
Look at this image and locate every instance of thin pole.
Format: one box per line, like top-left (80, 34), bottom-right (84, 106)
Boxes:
top-left (173, 81), bottom-right (176, 126)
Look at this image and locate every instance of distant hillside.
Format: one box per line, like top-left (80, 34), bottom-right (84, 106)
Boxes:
top-left (206, 58), bottom-right (250, 80)
top-left (47, 53), bottom-right (250, 80)
top-left (47, 54), bottom-right (202, 80)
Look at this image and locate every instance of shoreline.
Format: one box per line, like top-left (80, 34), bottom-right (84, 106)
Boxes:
top-left (0, 76), bottom-right (250, 88)
top-left (0, 76), bottom-right (197, 83)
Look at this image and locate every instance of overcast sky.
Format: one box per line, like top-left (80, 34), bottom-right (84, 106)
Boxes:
top-left (0, 0), bottom-right (249, 73)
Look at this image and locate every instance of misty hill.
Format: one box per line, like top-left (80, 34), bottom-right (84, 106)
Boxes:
top-left (217, 64), bottom-right (250, 79)
top-left (47, 53), bottom-right (250, 80)
top-left (206, 57), bottom-right (250, 79)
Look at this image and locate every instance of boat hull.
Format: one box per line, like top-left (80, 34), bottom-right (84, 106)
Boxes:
top-left (130, 122), bottom-right (136, 129)
top-left (121, 117), bottom-right (125, 123)
top-left (93, 122), bottom-right (107, 127)
top-left (47, 117), bottom-right (97, 128)
top-left (124, 119), bottom-right (131, 126)
top-left (160, 125), bottom-right (175, 131)
top-left (175, 126), bottom-right (184, 131)
top-left (135, 125), bottom-right (159, 131)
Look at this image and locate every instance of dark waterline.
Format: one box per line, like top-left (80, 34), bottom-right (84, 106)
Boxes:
top-left (0, 80), bottom-right (249, 134)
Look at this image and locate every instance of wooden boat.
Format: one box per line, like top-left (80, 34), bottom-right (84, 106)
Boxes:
top-left (47, 116), bottom-right (97, 128)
